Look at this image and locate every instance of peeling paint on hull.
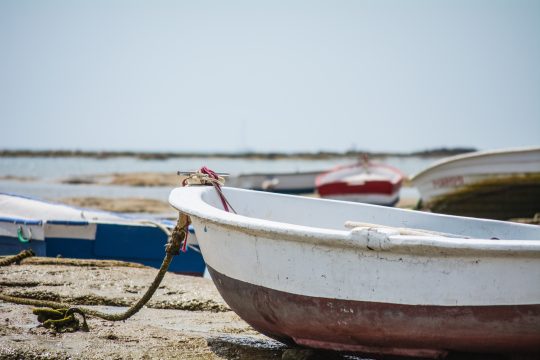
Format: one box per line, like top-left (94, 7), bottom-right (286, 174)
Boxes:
top-left (208, 266), bottom-right (540, 358)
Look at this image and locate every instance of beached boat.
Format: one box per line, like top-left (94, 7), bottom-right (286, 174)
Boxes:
top-left (226, 170), bottom-right (321, 194)
top-left (169, 185), bottom-right (540, 358)
top-left (316, 160), bottom-right (404, 205)
top-left (410, 146), bottom-right (540, 220)
top-left (0, 193), bottom-right (205, 275)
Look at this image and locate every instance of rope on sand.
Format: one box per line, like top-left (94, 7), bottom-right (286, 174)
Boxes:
top-left (0, 214), bottom-right (190, 332)
top-left (1, 166), bottom-right (228, 332)
top-left (0, 249), bottom-right (35, 266)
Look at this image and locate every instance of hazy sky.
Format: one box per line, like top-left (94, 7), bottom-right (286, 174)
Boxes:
top-left (1, 0), bottom-right (539, 153)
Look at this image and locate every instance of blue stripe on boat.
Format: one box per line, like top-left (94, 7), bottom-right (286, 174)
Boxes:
top-left (45, 223), bottom-right (205, 274)
top-left (46, 220), bottom-right (89, 226)
top-left (0, 217), bottom-right (43, 225)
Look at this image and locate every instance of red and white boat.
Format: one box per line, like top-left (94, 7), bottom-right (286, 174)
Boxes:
top-left (316, 159), bottom-right (404, 206)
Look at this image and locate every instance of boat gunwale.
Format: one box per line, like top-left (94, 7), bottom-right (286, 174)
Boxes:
top-left (0, 215), bottom-right (171, 228)
top-left (168, 186), bottom-right (540, 257)
top-left (0, 192), bottom-right (177, 229)
top-left (0, 191), bottom-right (145, 222)
top-left (0, 216), bottom-right (44, 226)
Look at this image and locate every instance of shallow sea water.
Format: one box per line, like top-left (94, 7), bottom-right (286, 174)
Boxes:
top-left (0, 156), bottom-right (436, 201)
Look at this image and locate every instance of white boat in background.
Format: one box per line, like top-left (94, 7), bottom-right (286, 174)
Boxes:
top-left (316, 160), bottom-right (404, 206)
top-left (410, 146), bottom-right (540, 220)
top-left (169, 185), bottom-right (540, 358)
top-left (0, 193), bottom-right (204, 275)
top-left (226, 170), bottom-right (321, 194)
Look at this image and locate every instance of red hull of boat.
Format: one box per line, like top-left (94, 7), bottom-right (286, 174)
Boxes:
top-left (208, 266), bottom-right (540, 358)
top-left (317, 179), bottom-right (400, 197)
top-left (315, 162), bottom-right (404, 205)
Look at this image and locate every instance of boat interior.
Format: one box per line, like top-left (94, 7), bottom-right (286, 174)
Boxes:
top-left (198, 187), bottom-right (540, 241)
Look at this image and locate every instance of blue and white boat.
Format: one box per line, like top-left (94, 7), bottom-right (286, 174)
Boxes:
top-left (0, 193), bottom-right (205, 275)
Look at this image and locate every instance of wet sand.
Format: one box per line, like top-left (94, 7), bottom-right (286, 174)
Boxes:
top-left (57, 172), bottom-right (183, 215)
top-left (60, 172), bottom-right (184, 187)
top-left (0, 259), bottom-right (286, 360)
top-left (60, 196), bottom-right (175, 214)
top-left (58, 192), bottom-right (418, 215)
top-left (1, 259), bottom-right (532, 359)
top-left (55, 172), bottom-right (419, 213)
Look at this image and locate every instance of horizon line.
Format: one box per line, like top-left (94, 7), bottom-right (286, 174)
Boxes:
top-left (0, 147), bottom-right (477, 160)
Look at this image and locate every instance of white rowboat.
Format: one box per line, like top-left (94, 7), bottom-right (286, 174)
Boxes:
top-left (169, 185), bottom-right (540, 358)
top-left (410, 146), bottom-right (540, 219)
top-left (226, 171), bottom-right (320, 194)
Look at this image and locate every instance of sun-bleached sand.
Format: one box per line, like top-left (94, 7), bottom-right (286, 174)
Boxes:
top-left (60, 196), bottom-right (175, 214)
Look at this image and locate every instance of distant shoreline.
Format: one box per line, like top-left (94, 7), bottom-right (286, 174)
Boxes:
top-left (0, 148), bottom-right (476, 160)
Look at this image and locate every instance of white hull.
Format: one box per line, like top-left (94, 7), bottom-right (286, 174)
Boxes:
top-left (410, 146), bottom-right (540, 204)
top-left (319, 192), bottom-right (399, 206)
top-left (169, 186), bottom-right (540, 307)
top-left (227, 171), bottom-right (320, 194)
top-left (169, 186), bottom-right (540, 355)
top-left (0, 193), bottom-right (135, 241)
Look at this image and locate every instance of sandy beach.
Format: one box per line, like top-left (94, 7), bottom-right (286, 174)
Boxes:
top-left (1, 248), bottom-right (533, 359)
top-left (60, 172), bottom-right (184, 187)
top-left (0, 258), bottom-right (289, 360)
top-left (2, 163), bottom-right (534, 359)
top-left (60, 196), bottom-right (175, 214)
top-left (56, 172), bottom-right (183, 214)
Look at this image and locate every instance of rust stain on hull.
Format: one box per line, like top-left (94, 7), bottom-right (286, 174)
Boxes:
top-left (208, 266), bottom-right (540, 358)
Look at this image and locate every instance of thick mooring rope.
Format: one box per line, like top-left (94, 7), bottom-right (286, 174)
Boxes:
top-left (0, 213), bottom-right (190, 331)
top-left (1, 166), bottom-right (228, 332)
top-left (0, 249), bottom-right (35, 266)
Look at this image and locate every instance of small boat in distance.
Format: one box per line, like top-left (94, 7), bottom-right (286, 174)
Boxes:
top-left (169, 185), bottom-right (540, 358)
top-left (316, 157), bottom-right (404, 206)
top-left (226, 170), bottom-right (321, 194)
top-left (0, 193), bottom-right (205, 275)
top-left (410, 146), bottom-right (540, 220)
